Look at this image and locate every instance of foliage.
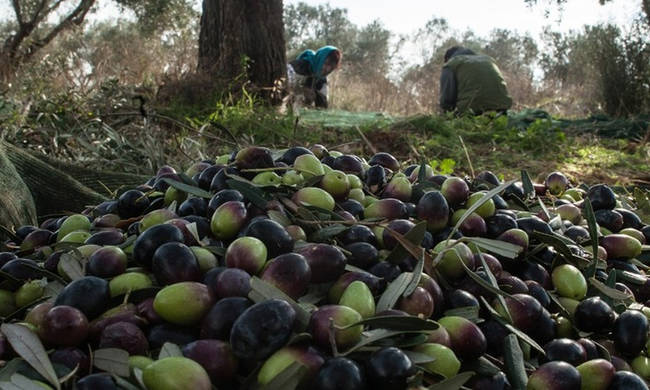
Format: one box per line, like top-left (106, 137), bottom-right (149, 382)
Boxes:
top-left (0, 0), bottom-right (196, 86)
top-left (113, 0), bottom-right (198, 36)
top-left (284, 2), bottom-right (357, 57)
top-left (2, 56), bottom-right (648, 186)
top-left (588, 23), bottom-right (650, 117)
top-left (1, 1), bottom-right (647, 119)
top-left (525, 0), bottom-right (650, 27)
top-left (539, 21), bottom-right (650, 117)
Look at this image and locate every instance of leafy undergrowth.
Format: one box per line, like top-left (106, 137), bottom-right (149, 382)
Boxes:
top-left (2, 94), bottom-right (648, 188)
top-left (295, 110), bottom-right (650, 188)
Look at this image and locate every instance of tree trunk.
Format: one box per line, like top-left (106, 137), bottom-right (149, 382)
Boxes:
top-left (198, 0), bottom-right (286, 104)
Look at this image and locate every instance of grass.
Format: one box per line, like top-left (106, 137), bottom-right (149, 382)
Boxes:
top-left (2, 87), bottom-right (648, 189)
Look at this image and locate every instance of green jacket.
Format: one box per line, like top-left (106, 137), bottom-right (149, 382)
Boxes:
top-left (440, 54), bottom-right (512, 113)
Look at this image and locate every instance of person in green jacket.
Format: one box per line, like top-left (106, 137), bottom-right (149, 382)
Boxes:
top-left (439, 46), bottom-right (512, 115)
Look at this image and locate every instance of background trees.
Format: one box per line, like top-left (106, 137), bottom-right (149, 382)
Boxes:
top-left (0, 0), bottom-right (648, 117)
top-left (0, 0), bottom-right (197, 86)
top-left (0, 0), bottom-right (96, 83)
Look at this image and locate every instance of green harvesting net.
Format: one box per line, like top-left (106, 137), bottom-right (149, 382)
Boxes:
top-left (507, 109), bottom-right (650, 140)
top-left (295, 108), bottom-right (396, 128)
top-left (0, 140), bottom-right (149, 234)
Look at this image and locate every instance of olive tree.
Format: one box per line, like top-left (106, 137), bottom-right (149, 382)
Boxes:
top-left (525, 0), bottom-right (650, 26)
top-left (0, 0), bottom-right (194, 86)
top-left (198, 0), bottom-right (287, 104)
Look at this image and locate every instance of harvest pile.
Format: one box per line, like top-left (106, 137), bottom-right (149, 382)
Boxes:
top-left (1, 145), bottom-right (650, 390)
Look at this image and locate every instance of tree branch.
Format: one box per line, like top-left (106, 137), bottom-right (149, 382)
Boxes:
top-left (3, 0), bottom-right (43, 59)
top-left (11, 0), bottom-right (24, 25)
top-left (21, 0), bottom-right (96, 62)
top-left (45, 0), bottom-right (66, 15)
top-left (5, 0), bottom-right (50, 56)
top-left (29, 0), bottom-right (61, 31)
top-left (26, 0), bottom-right (50, 26)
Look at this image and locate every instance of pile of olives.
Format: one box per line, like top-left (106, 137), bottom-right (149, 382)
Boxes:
top-left (0, 144), bottom-right (649, 390)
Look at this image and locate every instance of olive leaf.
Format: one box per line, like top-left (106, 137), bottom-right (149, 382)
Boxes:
top-left (458, 254), bottom-right (516, 302)
top-left (460, 237), bottom-right (522, 259)
top-left (93, 348), bottom-right (130, 377)
top-left (464, 356), bottom-right (502, 376)
top-left (297, 283), bottom-right (330, 305)
top-left (475, 248), bottom-right (514, 324)
top-left (614, 269), bottom-right (646, 285)
top-left (546, 292), bottom-right (574, 320)
top-left (132, 368), bottom-right (146, 389)
top-left (593, 340), bottom-right (611, 361)
top-left (158, 342), bottom-right (183, 359)
top-left (443, 306), bottom-right (480, 320)
top-left (341, 315), bottom-right (438, 331)
top-left (166, 200), bottom-right (178, 214)
top-left (56, 364), bottom-right (79, 385)
top-left (404, 351), bottom-right (436, 364)
top-left (303, 174), bottom-right (325, 188)
top-left (508, 194), bottom-right (530, 211)
top-left (293, 206), bottom-right (322, 224)
top-left (344, 264), bottom-right (369, 273)
top-left (605, 271), bottom-right (617, 288)
top-left (417, 160), bottom-right (428, 183)
top-left (287, 333), bottom-right (313, 346)
top-left (583, 198), bottom-right (600, 278)
top-left (58, 250), bottom-right (85, 281)
top-left (118, 235), bottom-right (136, 250)
top-left (386, 333), bottom-right (430, 349)
top-left (403, 255), bottom-right (425, 297)
top-left (537, 196), bottom-right (552, 222)
top-left (173, 171), bottom-right (195, 186)
top-left (384, 221), bottom-right (427, 265)
top-left (51, 241), bottom-right (81, 252)
top-left (446, 179), bottom-right (516, 242)
top-left (480, 297), bottom-right (545, 355)
top-left (503, 334), bottom-right (527, 390)
top-left (18, 263), bottom-right (67, 286)
top-left (531, 232), bottom-right (590, 267)
top-left (2, 295), bottom-right (51, 322)
top-left (0, 226), bottom-right (18, 242)
top-left (0, 373), bottom-right (44, 390)
top-left (185, 222), bottom-right (201, 244)
top-left (248, 277), bottom-right (312, 329)
top-left (426, 371), bottom-right (475, 390)
top-left (341, 329), bottom-right (422, 355)
top-left (376, 272), bottom-right (413, 313)
top-left (304, 205), bottom-right (346, 222)
top-left (162, 178), bottom-right (212, 199)
top-left (589, 277), bottom-right (634, 302)
top-left (631, 259), bottom-right (650, 271)
top-left (521, 170), bottom-right (534, 199)
top-left (0, 270), bottom-right (21, 283)
top-left (0, 359), bottom-right (22, 382)
top-left (226, 178), bottom-right (270, 209)
top-left (256, 361), bottom-right (307, 390)
top-left (0, 324), bottom-right (60, 390)
top-left (111, 375), bottom-right (141, 390)
top-left (203, 245), bottom-right (226, 257)
top-left (309, 224), bottom-right (348, 242)
top-left (267, 210), bottom-right (292, 227)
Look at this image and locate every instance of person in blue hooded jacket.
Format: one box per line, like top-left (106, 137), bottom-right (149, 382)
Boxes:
top-left (287, 46), bottom-right (342, 108)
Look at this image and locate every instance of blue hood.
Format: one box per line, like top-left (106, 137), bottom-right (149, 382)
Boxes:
top-left (296, 45), bottom-right (339, 78)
